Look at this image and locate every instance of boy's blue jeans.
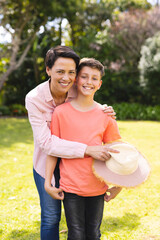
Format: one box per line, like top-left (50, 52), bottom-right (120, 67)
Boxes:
top-left (63, 192), bottom-right (105, 240)
top-left (33, 162), bottom-right (61, 240)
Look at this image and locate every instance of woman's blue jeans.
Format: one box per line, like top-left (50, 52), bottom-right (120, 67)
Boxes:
top-left (33, 161), bottom-right (61, 240)
top-left (63, 192), bottom-right (105, 240)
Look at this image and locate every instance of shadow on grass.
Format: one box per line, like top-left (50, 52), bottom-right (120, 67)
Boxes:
top-left (7, 221), bottom-right (40, 240)
top-left (0, 229), bottom-right (3, 237)
top-left (6, 213), bottom-right (140, 239)
top-left (0, 118), bottom-right (33, 148)
top-left (101, 213), bottom-right (140, 232)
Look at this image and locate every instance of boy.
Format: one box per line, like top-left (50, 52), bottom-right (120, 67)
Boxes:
top-left (45, 58), bottom-right (122, 240)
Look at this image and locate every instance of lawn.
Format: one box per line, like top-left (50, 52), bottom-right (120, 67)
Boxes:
top-left (0, 118), bottom-right (160, 240)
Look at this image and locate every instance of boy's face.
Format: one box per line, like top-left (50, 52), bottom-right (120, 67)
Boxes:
top-left (76, 66), bottom-right (102, 97)
top-left (46, 57), bottom-right (76, 96)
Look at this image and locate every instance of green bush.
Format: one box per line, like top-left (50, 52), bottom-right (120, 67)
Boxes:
top-left (113, 103), bottom-right (160, 121)
top-left (0, 104), bottom-right (27, 116)
top-left (0, 105), bottom-right (11, 116)
top-left (9, 104), bottom-right (27, 116)
top-left (0, 102), bottom-right (160, 120)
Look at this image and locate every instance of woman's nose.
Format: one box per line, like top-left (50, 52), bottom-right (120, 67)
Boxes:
top-left (62, 73), bottom-right (69, 80)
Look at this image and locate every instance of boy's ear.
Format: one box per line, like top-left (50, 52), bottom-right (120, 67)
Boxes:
top-left (98, 80), bottom-right (102, 90)
top-left (75, 77), bottom-right (78, 84)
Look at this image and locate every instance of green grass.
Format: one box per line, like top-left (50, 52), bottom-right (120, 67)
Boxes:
top-left (0, 118), bottom-right (160, 240)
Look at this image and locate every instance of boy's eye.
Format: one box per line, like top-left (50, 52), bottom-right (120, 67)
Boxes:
top-left (93, 78), bottom-right (98, 81)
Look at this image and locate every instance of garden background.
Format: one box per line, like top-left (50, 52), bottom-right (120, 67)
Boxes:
top-left (0, 0), bottom-right (160, 239)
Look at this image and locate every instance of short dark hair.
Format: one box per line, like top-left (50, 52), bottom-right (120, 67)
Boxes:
top-left (45, 46), bottom-right (80, 70)
top-left (77, 58), bottom-right (105, 77)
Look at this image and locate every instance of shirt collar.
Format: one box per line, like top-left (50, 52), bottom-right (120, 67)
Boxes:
top-left (67, 83), bottom-right (77, 100)
top-left (44, 79), bottom-right (53, 102)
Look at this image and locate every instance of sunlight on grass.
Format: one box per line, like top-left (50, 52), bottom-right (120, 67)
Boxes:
top-left (0, 119), bottom-right (160, 240)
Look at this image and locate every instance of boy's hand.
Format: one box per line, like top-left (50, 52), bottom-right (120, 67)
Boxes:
top-left (102, 104), bottom-right (116, 119)
top-left (45, 183), bottom-right (64, 200)
top-left (104, 186), bottom-right (122, 202)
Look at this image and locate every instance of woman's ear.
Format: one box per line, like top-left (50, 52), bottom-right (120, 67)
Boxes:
top-left (46, 66), bottom-right (50, 76)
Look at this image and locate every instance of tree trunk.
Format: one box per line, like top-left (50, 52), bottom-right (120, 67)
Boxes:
top-left (0, 30), bottom-right (38, 91)
top-left (59, 18), bottom-right (62, 45)
top-left (0, 67), bottom-right (15, 90)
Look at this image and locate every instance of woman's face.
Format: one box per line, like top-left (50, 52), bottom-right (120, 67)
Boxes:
top-left (46, 57), bottom-right (76, 96)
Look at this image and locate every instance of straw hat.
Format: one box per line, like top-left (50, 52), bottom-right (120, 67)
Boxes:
top-left (93, 143), bottom-right (150, 188)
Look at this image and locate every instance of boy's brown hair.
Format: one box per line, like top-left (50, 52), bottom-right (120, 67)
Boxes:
top-left (77, 58), bottom-right (105, 77)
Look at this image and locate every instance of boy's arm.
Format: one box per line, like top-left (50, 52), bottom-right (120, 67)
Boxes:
top-left (104, 141), bottom-right (123, 202)
top-left (44, 155), bottom-right (64, 200)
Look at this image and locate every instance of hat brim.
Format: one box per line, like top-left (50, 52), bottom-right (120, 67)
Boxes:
top-left (93, 149), bottom-right (150, 188)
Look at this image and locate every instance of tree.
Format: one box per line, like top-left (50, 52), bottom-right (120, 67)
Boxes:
top-left (108, 7), bottom-right (160, 70)
top-left (0, 0), bottom-right (61, 91)
top-left (0, 0), bottom-right (156, 105)
top-left (94, 7), bottom-right (160, 105)
top-left (139, 32), bottom-right (160, 104)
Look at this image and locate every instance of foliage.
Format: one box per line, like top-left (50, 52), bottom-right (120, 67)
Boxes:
top-left (9, 104), bottom-right (27, 116)
top-left (112, 102), bottom-right (160, 120)
top-left (95, 69), bottom-right (142, 105)
top-left (139, 31), bottom-right (160, 105)
top-left (0, 0), bottom-right (64, 90)
top-left (0, 105), bottom-right (11, 116)
top-left (1, 0), bottom-right (159, 106)
top-left (0, 119), bottom-right (160, 239)
top-left (0, 102), bottom-right (160, 121)
top-left (0, 104), bottom-right (27, 116)
top-left (93, 7), bottom-right (160, 106)
top-left (108, 7), bottom-right (160, 67)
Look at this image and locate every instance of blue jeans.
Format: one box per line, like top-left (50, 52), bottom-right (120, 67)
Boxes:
top-left (33, 160), bottom-right (61, 240)
top-left (63, 192), bottom-right (105, 240)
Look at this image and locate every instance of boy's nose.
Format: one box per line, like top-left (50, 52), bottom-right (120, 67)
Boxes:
top-left (86, 77), bottom-right (92, 83)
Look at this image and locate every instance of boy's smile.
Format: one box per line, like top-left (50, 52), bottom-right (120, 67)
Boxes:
top-left (77, 66), bottom-right (102, 97)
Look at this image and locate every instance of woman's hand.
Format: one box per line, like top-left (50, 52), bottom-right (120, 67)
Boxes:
top-left (104, 186), bottom-right (122, 202)
top-left (85, 145), bottom-right (119, 162)
top-left (102, 104), bottom-right (116, 119)
top-left (44, 183), bottom-right (64, 200)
